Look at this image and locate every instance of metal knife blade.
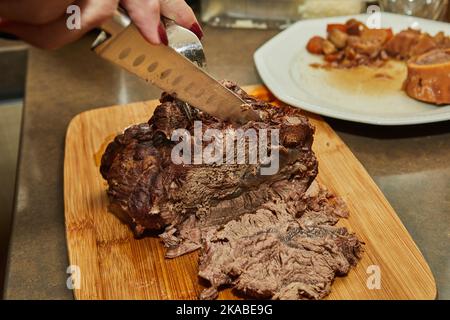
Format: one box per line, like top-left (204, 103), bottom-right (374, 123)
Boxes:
top-left (92, 23), bottom-right (261, 124)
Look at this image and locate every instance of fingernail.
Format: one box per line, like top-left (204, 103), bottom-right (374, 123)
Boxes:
top-left (158, 23), bottom-right (168, 46)
top-left (189, 22), bottom-right (204, 40)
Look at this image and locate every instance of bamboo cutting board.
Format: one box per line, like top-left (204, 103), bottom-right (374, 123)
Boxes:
top-left (64, 85), bottom-right (436, 300)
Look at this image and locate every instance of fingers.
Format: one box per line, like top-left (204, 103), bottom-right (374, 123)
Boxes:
top-left (0, 0), bottom-right (119, 49)
top-left (0, 0), bottom-right (201, 49)
top-left (121, 0), bottom-right (203, 45)
top-left (79, 0), bottom-right (120, 28)
top-left (159, 0), bottom-right (203, 39)
top-left (121, 0), bottom-right (165, 45)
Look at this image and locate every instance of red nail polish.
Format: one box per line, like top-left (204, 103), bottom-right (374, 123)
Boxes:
top-left (158, 23), bottom-right (168, 46)
top-left (189, 22), bottom-right (204, 40)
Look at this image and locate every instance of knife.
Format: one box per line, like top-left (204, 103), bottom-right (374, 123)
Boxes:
top-left (92, 12), bottom-right (261, 124)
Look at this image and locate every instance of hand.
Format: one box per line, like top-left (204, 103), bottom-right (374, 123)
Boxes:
top-left (0, 0), bottom-right (203, 49)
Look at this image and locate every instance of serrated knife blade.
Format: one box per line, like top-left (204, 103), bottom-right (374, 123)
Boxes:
top-left (92, 22), bottom-right (261, 124)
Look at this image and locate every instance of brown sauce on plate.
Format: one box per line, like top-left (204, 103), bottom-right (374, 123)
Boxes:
top-left (323, 61), bottom-right (407, 96)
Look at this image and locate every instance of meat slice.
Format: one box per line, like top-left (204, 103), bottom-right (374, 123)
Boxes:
top-left (384, 29), bottom-right (450, 60)
top-left (198, 181), bottom-right (363, 300)
top-left (384, 29), bottom-right (422, 59)
top-left (404, 48), bottom-right (450, 105)
top-left (101, 82), bottom-right (318, 238)
top-left (160, 173), bottom-right (344, 258)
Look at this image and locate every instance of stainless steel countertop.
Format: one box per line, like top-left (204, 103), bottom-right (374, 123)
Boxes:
top-left (4, 26), bottom-right (450, 300)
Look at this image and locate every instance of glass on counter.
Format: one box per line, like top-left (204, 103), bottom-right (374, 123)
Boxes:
top-left (201, 0), bottom-right (367, 29)
top-left (379, 0), bottom-right (449, 21)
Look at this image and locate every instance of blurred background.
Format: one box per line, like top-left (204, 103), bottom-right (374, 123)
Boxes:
top-left (197, 0), bottom-right (449, 29)
top-left (0, 0), bottom-right (449, 298)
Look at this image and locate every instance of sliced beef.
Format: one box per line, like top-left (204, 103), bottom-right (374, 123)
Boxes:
top-left (198, 181), bottom-right (363, 300)
top-left (101, 81), bottom-right (318, 238)
top-left (100, 81), bottom-right (363, 300)
top-left (160, 175), bottom-right (349, 258)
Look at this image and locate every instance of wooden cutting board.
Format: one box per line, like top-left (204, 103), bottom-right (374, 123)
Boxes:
top-left (64, 85), bottom-right (436, 300)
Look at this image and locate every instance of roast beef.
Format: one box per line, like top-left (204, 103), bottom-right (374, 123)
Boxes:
top-left (100, 82), bottom-right (363, 300)
top-left (101, 81), bottom-right (318, 239)
top-left (198, 180), bottom-right (363, 300)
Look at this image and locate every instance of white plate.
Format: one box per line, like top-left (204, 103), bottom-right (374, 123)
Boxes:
top-left (254, 13), bottom-right (450, 125)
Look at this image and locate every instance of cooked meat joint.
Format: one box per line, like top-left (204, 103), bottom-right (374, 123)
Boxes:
top-left (100, 82), bottom-right (363, 300)
top-left (101, 81), bottom-right (318, 237)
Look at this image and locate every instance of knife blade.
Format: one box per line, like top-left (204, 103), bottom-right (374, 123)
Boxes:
top-left (92, 20), bottom-right (261, 124)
